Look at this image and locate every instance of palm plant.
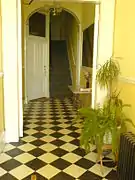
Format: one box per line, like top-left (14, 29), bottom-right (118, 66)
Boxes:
top-left (77, 93), bottom-right (134, 155)
top-left (96, 57), bottom-right (120, 96)
top-left (102, 91), bottom-right (135, 154)
top-left (75, 57), bottom-right (134, 160)
top-left (77, 106), bottom-right (109, 154)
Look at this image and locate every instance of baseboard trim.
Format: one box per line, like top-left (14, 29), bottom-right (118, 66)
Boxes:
top-left (24, 97), bottom-right (28, 104)
top-left (0, 131), bottom-right (5, 153)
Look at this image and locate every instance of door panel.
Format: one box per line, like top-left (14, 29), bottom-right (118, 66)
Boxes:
top-left (26, 13), bottom-right (49, 101)
top-left (29, 12), bottom-right (46, 37)
top-left (26, 36), bottom-right (48, 101)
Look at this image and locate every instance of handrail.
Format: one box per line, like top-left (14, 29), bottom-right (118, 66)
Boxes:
top-left (66, 36), bottom-right (76, 87)
top-left (68, 37), bottom-right (76, 66)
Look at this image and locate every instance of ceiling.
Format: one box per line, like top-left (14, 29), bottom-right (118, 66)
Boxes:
top-left (22, 0), bottom-right (63, 4)
top-left (22, 0), bottom-right (93, 5)
top-left (23, 0), bottom-right (34, 5)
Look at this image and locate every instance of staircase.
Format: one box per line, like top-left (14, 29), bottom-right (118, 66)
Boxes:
top-left (50, 40), bottom-right (72, 98)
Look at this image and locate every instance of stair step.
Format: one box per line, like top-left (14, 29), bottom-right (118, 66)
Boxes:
top-left (50, 40), bottom-right (72, 98)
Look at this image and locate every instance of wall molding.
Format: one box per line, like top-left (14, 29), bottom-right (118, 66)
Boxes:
top-left (119, 76), bottom-right (135, 85)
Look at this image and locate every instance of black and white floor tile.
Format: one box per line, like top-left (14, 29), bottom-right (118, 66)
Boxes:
top-left (0, 98), bottom-right (118, 179)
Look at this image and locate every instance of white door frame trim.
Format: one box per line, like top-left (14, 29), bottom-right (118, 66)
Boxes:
top-left (1, 0), bottom-right (21, 142)
top-left (24, 24), bottom-right (29, 104)
top-left (46, 12), bottom-right (50, 98)
top-left (95, 0), bottom-right (115, 105)
top-left (91, 4), bottom-right (100, 108)
top-left (76, 23), bottom-right (83, 89)
top-left (17, 0), bottom-right (23, 137)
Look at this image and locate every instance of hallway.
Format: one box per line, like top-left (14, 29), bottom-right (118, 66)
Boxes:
top-left (0, 98), bottom-right (117, 179)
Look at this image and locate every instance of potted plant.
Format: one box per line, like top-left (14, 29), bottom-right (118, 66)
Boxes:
top-left (102, 91), bottom-right (135, 156)
top-left (77, 95), bottom-right (134, 159)
top-left (96, 57), bottom-right (134, 152)
top-left (96, 57), bottom-right (120, 150)
top-left (75, 57), bottom-right (135, 161)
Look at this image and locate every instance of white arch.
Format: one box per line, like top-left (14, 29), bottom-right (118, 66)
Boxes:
top-left (25, 6), bottom-right (80, 24)
top-left (24, 6), bottom-right (81, 103)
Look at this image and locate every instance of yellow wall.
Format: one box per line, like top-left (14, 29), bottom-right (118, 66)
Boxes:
top-left (113, 0), bottom-right (135, 132)
top-left (0, 0), bottom-right (4, 131)
top-left (82, 3), bottom-right (95, 30)
top-left (113, 0), bottom-right (135, 77)
top-left (116, 81), bottom-right (135, 132)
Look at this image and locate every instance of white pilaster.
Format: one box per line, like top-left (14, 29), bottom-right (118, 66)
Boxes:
top-left (1, 0), bottom-right (21, 142)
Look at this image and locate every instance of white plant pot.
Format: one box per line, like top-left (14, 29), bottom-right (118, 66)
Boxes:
top-left (103, 131), bottom-right (112, 144)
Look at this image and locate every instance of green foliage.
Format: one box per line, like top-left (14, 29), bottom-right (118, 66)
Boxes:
top-left (75, 57), bottom-right (134, 157)
top-left (78, 107), bottom-right (108, 153)
top-left (96, 57), bottom-right (120, 90)
top-left (77, 92), bottom-right (134, 154)
top-left (103, 91), bottom-right (135, 153)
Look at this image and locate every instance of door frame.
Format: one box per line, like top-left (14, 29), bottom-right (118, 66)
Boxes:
top-left (24, 8), bottom-right (80, 103)
top-left (76, 23), bottom-right (83, 89)
top-left (1, 0), bottom-right (115, 142)
top-left (92, 0), bottom-right (116, 106)
top-left (91, 4), bottom-right (99, 108)
top-left (24, 11), bottom-right (50, 103)
top-left (1, 0), bottom-right (23, 142)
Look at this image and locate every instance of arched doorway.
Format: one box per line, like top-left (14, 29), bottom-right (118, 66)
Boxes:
top-left (49, 10), bottom-right (79, 98)
top-left (25, 7), bottom-right (80, 101)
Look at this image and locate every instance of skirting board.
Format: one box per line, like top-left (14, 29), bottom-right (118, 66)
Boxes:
top-left (24, 97), bottom-right (28, 105)
top-left (0, 131), bottom-right (5, 153)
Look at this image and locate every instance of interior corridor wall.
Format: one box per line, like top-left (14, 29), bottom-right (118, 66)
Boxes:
top-left (50, 12), bottom-right (67, 41)
top-left (82, 2), bottom-right (95, 30)
top-left (113, 0), bottom-right (135, 133)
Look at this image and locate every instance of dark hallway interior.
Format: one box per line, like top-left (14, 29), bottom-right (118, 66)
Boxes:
top-left (49, 40), bottom-right (72, 98)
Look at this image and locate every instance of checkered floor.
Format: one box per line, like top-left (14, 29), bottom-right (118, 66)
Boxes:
top-left (0, 98), bottom-right (118, 179)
